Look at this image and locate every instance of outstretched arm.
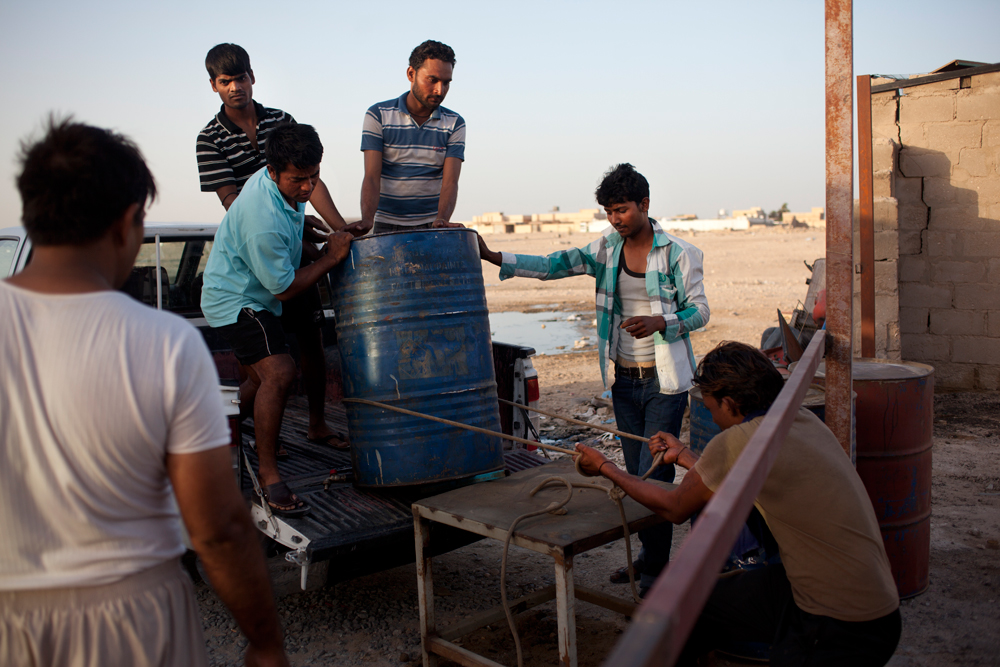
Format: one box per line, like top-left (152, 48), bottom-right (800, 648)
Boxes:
top-left (169, 447), bottom-right (289, 667)
top-left (575, 443), bottom-right (713, 523)
top-left (308, 179), bottom-right (347, 231)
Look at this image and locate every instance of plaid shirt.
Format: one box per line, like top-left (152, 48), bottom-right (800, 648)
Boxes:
top-left (499, 218), bottom-right (709, 393)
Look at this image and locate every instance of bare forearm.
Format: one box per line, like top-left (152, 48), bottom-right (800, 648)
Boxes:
top-left (435, 157), bottom-right (462, 224)
top-left (435, 181), bottom-right (458, 224)
top-left (360, 176), bottom-right (380, 224)
top-left (478, 237), bottom-right (502, 266)
top-left (600, 463), bottom-right (700, 524)
top-left (277, 259), bottom-right (334, 302)
top-left (193, 517), bottom-right (284, 652)
top-left (309, 179), bottom-right (347, 230)
top-left (216, 185), bottom-right (239, 211)
top-left (276, 233), bottom-right (351, 301)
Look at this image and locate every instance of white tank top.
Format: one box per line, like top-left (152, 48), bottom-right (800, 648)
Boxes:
top-left (615, 253), bottom-right (655, 363)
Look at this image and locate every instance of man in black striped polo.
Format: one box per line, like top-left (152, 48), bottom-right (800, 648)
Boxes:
top-left (196, 43), bottom-right (349, 451)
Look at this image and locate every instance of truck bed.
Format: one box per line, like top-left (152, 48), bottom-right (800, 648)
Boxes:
top-left (242, 396), bottom-right (550, 584)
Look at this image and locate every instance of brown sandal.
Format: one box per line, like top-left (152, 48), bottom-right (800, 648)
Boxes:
top-left (262, 481), bottom-right (310, 517)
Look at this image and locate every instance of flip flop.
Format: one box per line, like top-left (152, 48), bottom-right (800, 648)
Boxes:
top-left (261, 481), bottom-right (310, 518)
top-left (306, 433), bottom-right (351, 451)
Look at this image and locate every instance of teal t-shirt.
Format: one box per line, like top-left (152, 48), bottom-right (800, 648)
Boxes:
top-left (201, 168), bottom-right (305, 327)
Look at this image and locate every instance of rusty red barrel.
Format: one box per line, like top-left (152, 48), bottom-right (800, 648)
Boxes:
top-left (852, 359), bottom-right (934, 599)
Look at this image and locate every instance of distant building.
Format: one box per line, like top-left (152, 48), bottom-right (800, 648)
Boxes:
top-left (464, 208), bottom-right (606, 234)
top-left (781, 207), bottom-right (825, 226)
top-left (732, 207), bottom-right (766, 219)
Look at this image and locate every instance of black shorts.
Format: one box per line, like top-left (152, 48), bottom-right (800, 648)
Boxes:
top-left (215, 308), bottom-right (290, 366)
top-left (280, 283), bottom-right (325, 334)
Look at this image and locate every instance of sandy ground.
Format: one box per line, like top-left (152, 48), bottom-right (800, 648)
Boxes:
top-left (196, 226), bottom-right (999, 666)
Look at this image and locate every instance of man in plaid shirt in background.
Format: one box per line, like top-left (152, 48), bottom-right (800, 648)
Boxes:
top-left (478, 163), bottom-right (710, 596)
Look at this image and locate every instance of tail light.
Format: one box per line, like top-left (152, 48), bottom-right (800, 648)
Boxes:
top-left (526, 376), bottom-right (540, 403)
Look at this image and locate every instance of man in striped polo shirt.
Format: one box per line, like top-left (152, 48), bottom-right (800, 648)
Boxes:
top-left (196, 43), bottom-right (349, 451)
top-left (354, 40), bottom-right (466, 235)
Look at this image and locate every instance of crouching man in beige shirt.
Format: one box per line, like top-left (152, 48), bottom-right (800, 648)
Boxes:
top-left (576, 341), bottom-right (900, 666)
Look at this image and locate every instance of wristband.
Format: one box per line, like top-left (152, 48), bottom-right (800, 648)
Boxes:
top-left (675, 446), bottom-right (688, 464)
top-left (598, 461), bottom-right (614, 476)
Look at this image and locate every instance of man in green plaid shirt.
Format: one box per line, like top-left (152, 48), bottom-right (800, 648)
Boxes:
top-left (479, 163), bottom-right (710, 596)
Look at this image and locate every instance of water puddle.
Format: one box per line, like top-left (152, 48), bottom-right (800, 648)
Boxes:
top-left (489, 311), bottom-right (596, 355)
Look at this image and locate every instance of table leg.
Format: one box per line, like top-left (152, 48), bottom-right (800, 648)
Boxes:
top-left (414, 513), bottom-right (438, 667)
top-left (554, 553), bottom-right (577, 667)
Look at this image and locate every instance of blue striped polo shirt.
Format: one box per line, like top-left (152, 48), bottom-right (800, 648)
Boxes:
top-left (361, 92), bottom-right (466, 226)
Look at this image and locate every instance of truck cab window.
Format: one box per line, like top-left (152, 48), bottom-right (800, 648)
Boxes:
top-left (0, 238), bottom-right (19, 277)
top-left (123, 238), bottom-right (213, 314)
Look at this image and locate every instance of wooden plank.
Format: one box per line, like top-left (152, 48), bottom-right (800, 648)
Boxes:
top-left (602, 331), bottom-right (827, 666)
top-left (438, 586), bottom-right (556, 641)
top-left (554, 556), bottom-right (578, 667)
top-left (427, 636), bottom-right (507, 667)
top-left (574, 585), bottom-right (637, 617)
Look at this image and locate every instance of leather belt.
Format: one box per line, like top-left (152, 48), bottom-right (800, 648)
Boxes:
top-left (615, 362), bottom-right (657, 380)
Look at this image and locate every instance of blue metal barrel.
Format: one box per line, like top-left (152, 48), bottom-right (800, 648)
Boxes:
top-left (330, 229), bottom-right (504, 487)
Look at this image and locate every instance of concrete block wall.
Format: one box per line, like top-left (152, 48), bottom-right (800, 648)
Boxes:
top-left (866, 69), bottom-right (1000, 389)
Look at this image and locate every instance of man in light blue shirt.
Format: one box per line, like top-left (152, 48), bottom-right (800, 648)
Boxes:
top-left (202, 123), bottom-right (352, 517)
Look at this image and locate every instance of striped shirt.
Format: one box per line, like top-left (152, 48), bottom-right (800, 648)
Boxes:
top-left (361, 92), bottom-right (466, 226)
top-left (499, 219), bottom-right (710, 394)
top-left (196, 102), bottom-right (294, 193)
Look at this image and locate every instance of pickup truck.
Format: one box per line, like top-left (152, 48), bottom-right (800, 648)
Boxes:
top-left (1, 223), bottom-right (546, 589)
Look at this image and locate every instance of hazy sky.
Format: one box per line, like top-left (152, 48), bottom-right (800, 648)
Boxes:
top-left (0, 0), bottom-right (997, 227)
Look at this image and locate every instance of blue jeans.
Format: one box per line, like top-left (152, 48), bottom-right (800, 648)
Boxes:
top-left (611, 371), bottom-right (688, 588)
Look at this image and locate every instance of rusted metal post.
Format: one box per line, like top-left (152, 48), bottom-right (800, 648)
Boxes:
top-left (825, 0), bottom-right (855, 457)
top-left (858, 74), bottom-right (876, 357)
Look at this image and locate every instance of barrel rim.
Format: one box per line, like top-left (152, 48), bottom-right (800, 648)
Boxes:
top-left (791, 357), bottom-right (935, 381)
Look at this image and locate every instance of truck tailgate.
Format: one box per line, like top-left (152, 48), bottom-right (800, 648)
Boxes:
top-left (241, 396), bottom-right (550, 583)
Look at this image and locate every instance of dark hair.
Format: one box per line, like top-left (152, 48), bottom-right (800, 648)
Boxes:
top-left (693, 341), bottom-right (785, 416)
top-left (409, 40), bottom-right (456, 70)
top-left (206, 43), bottom-right (252, 80)
top-left (595, 163), bottom-right (650, 207)
top-left (17, 118), bottom-right (156, 246)
top-left (265, 123), bottom-right (323, 174)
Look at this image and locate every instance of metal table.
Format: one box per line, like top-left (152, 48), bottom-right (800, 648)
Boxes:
top-left (412, 459), bottom-right (673, 667)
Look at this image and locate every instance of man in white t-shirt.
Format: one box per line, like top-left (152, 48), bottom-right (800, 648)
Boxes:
top-left (0, 120), bottom-right (288, 667)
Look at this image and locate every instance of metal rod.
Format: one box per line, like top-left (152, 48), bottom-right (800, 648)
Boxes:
top-left (824, 0), bottom-right (855, 458)
top-left (498, 398), bottom-right (650, 443)
top-left (857, 73), bottom-right (876, 358)
top-left (603, 330), bottom-right (827, 667)
top-left (342, 397), bottom-right (579, 456)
